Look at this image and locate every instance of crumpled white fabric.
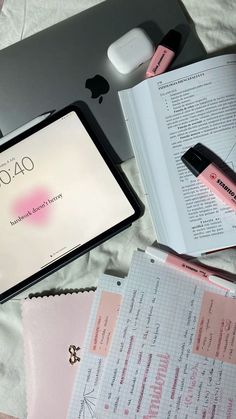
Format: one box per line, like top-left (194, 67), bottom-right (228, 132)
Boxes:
top-left (0, 0), bottom-right (105, 49)
top-left (0, 1), bottom-right (236, 418)
top-left (182, 0), bottom-right (236, 53)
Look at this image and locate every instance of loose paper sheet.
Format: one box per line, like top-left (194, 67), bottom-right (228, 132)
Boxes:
top-left (95, 250), bottom-right (236, 418)
top-left (67, 275), bottom-right (124, 419)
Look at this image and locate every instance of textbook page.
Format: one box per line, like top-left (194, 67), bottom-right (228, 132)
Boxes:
top-left (119, 54), bottom-right (236, 255)
top-left (95, 249), bottom-right (236, 419)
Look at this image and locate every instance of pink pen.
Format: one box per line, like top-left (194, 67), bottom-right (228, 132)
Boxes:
top-left (182, 145), bottom-right (236, 212)
top-left (146, 29), bottom-right (181, 78)
top-left (146, 246), bottom-right (236, 293)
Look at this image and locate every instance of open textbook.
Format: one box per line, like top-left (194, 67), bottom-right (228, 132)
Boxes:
top-left (68, 248), bottom-right (236, 418)
top-left (119, 54), bottom-right (236, 255)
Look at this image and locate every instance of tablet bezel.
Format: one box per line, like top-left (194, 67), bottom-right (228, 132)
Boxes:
top-left (0, 104), bottom-right (143, 303)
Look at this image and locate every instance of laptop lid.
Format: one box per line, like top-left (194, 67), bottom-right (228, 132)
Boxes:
top-left (0, 0), bottom-right (205, 162)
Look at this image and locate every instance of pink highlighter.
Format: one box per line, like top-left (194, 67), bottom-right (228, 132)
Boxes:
top-left (146, 29), bottom-right (181, 78)
top-left (181, 145), bottom-right (236, 212)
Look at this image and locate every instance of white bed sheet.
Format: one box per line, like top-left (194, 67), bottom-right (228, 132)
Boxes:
top-left (0, 1), bottom-right (236, 417)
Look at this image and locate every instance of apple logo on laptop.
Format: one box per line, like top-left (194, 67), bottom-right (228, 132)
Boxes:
top-left (85, 74), bottom-right (110, 104)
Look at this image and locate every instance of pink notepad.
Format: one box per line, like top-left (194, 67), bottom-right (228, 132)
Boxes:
top-left (22, 291), bottom-right (94, 419)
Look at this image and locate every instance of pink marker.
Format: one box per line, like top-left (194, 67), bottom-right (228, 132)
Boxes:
top-left (182, 145), bottom-right (236, 212)
top-left (146, 29), bottom-right (181, 78)
top-left (146, 247), bottom-right (236, 292)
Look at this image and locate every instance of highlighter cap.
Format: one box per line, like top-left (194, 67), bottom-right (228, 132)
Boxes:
top-left (181, 147), bottom-right (210, 177)
top-left (160, 29), bottom-right (181, 52)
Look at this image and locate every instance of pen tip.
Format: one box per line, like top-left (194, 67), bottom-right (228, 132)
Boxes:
top-left (41, 109), bottom-right (56, 117)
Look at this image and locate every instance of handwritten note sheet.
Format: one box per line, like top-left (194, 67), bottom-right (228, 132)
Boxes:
top-left (95, 251), bottom-right (236, 419)
top-left (67, 275), bottom-right (124, 419)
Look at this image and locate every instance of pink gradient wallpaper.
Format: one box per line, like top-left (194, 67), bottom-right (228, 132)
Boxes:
top-left (12, 187), bottom-right (51, 226)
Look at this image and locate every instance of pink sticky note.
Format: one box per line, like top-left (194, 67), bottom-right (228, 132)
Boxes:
top-left (193, 291), bottom-right (236, 364)
top-left (90, 291), bottom-right (122, 357)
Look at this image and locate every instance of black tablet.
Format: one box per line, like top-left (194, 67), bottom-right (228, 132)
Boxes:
top-left (0, 105), bottom-right (142, 303)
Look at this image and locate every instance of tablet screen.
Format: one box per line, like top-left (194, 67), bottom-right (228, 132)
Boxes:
top-left (0, 110), bottom-right (136, 296)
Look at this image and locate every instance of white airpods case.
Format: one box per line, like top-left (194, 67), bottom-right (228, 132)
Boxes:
top-left (107, 28), bottom-right (154, 74)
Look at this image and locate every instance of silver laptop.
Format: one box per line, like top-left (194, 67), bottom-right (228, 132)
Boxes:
top-left (0, 0), bottom-right (205, 162)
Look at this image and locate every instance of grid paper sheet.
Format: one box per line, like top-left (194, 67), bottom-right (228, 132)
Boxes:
top-left (94, 250), bottom-right (236, 419)
top-left (67, 274), bottom-right (124, 419)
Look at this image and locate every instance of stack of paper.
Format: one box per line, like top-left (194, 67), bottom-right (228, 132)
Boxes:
top-left (68, 248), bottom-right (236, 418)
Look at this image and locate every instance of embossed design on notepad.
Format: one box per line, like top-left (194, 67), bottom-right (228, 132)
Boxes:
top-left (68, 345), bottom-right (81, 365)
